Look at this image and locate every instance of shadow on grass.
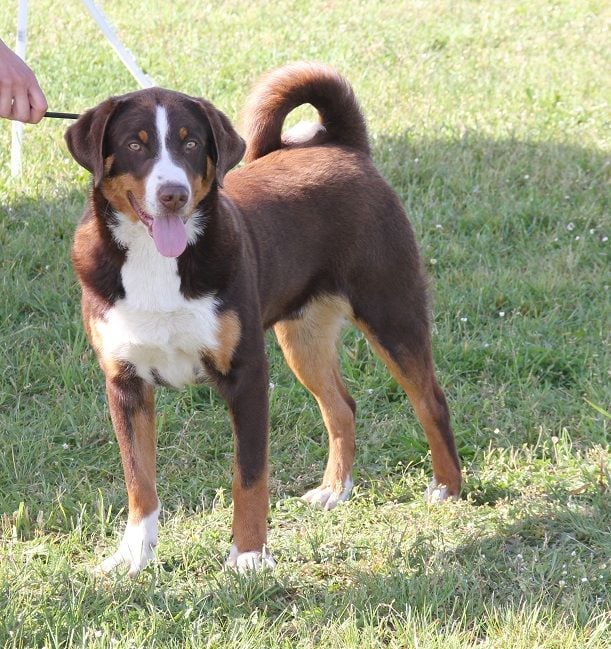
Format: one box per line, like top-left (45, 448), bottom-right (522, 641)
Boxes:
top-left (372, 132), bottom-right (609, 231)
top-left (191, 501), bottom-right (608, 634)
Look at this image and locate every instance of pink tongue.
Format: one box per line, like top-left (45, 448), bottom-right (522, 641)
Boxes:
top-left (151, 214), bottom-right (188, 257)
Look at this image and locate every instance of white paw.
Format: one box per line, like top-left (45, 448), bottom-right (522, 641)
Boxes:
top-left (225, 544), bottom-right (276, 573)
top-left (96, 506), bottom-right (160, 577)
top-left (302, 477), bottom-right (353, 511)
top-left (424, 478), bottom-right (459, 504)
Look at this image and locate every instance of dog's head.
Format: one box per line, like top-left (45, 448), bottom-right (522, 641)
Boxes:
top-left (66, 88), bottom-right (245, 257)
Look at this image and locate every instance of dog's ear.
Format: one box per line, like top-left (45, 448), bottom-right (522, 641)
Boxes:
top-left (192, 99), bottom-right (245, 187)
top-left (65, 99), bottom-right (118, 187)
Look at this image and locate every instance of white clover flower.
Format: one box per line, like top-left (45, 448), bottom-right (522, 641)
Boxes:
top-left (567, 223), bottom-right (575, 231)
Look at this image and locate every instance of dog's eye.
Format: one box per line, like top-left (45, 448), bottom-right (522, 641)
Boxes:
top-left (128, 142), bottom-right (142, 152)
top-left (185, 140), bottom-right (198, 151)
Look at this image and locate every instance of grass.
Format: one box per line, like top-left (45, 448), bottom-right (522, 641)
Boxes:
top-left (0, 0), bottom-right (609, 647)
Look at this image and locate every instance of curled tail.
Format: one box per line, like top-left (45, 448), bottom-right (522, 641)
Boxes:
top-left (242, 62), bottom-right (370, 163)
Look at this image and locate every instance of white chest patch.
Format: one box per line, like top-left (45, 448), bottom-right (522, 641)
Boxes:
top-left (96, 217), bottom-right (219, 388)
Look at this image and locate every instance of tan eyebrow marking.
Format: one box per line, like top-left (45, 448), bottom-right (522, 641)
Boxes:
top-left (138, 130), bottom-right (149, 143)
top-left (179, 127), bottom-right (188, 140)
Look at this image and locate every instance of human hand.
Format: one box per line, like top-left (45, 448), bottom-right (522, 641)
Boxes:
top-left (0, 39), bottom-right (48, 123)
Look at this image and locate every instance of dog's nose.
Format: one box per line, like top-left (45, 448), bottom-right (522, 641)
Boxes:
top-left (157, 183), bottom-right (189, 211)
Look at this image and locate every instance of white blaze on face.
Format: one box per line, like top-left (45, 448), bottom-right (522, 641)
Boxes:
top-left (143, 105), bottom-right (192, 258)
top-left (144, 105), bottom-right (191, 212)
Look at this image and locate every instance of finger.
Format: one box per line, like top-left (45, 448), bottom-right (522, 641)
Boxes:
top-left (10, 87), bottom-right (31, 123)
top-left (28, 82), bottom-right (48, 124)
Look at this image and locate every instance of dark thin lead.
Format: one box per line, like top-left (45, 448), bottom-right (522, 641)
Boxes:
top-left (44, 111), bottom-right (80, 120)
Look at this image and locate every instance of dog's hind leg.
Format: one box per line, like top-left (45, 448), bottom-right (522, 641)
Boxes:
top-left (352, 298), bottom-right (461, 503)
top-left (274, 296), bottom-right (356, 510)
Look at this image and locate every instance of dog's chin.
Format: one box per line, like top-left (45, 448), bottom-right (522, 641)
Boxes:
top-left (127, 192), bottom-right (190, 258)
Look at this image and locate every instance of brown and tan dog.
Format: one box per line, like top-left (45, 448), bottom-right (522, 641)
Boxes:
top-left (66, 63), bottom-right (461, 575)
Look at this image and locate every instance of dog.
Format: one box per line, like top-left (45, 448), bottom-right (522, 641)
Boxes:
top-left (65, 63), bottom-right (461, 575)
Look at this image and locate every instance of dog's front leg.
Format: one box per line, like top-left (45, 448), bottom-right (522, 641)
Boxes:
top-left (218, 357), bottom-right (275, 573)
top-left (97, 365), bottom-right (159, 577)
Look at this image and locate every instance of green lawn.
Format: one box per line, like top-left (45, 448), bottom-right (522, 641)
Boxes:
top-left (0, 1), bottom-right (609, 647)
